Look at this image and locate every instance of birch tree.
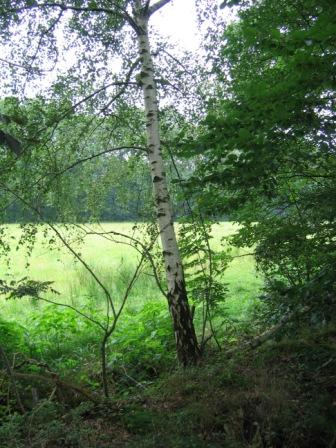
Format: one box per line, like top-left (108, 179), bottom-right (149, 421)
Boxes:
top-left (0, 0), bottom-right (200, 365)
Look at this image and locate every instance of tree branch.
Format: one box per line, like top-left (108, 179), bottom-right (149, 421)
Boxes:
top-left (148, 0), bottom-right (173, 16)
top-left (69, 80), bottom-right (138, 115)
top-left (79, 225), bottom-right (167, 299)
top-left (0, 130), bottom-right (22, 156)
top-left (0, 57), bottom-right (42, 74)
top-left (0, 182), bottom-right (116, 320)
top-left (12, 371), bottom-right (100, 404)
top-left (3, 1), bottom-right (144, 38)
top-left (50, 145), bottom-right (146, 178)
top-left (156, 48), bottom-right (195, 76)
top-left (0, 346), bottom-right (25, 413)
top-left (5, 3), bottom-right (117, 16)
top-left (98, 57), bottom-right (141, 115)
top-left (35, 296), bottom-right (107, 331)
top-left (24, 9), bottom-right (63, 82)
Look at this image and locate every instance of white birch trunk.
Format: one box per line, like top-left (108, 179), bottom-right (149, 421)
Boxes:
top-left (135, 12), bottom-right (200, 365)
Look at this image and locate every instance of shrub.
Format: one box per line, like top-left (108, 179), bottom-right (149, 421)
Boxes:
top-left (108, 301), bottom-right (175, 381)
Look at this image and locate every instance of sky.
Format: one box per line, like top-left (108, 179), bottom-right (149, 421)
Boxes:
top-left (152, 0), bottom-right (235, 52)
top-left (152, 0), bottom-right (200, 51)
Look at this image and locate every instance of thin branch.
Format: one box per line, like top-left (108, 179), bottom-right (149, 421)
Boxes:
top-left (0, 57), bottom-right (42, 73)
top-left (0, 279), bottom-right (106, 330)
top-left (148, 0), bottom-right (173, 16)
top-left (79, 225), bottom-right (167, 299)
top-left (50, 145), bottom-right (146, 178)
top-left (115, 253), bottom-right (145, 323)
top-left (23, 9), bottom-right (63, 87)
top-left (121, 365), bottom-right (147, 389)
top-left (157, 48), bottom-right (195, 76)
top-left (231, 252), bottom-right (256, 259)
top-left (35, 295), bottom-right (107, 331)
top-left (4, 1), bottom-right (143, 35)
top-left (98, 58), bottom-right (141, 115)
top-left (100, 251), bottom-right (146, 397)
top-left (5, 3), bottom-right (117, 16)
top-left (12, 371), bottom-right (100, 404)
top-left (27, 386), bottom-right (56, 444)
top-left (71, 80), bottom-right (138, 116)
top-left (34, 60), bottom-right (141, 133)
top-left (0, 346), bottom-right (25, 413)
top-left (43, 224), bottom-right (117, 318)
top-left (0, 182), bottom-right (116, 319)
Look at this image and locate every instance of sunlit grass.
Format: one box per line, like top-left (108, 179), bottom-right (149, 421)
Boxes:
top-left (0, 222), bottom-right (263, 323)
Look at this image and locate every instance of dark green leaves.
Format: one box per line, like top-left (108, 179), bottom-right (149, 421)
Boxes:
top-left (185, 0), bottom-right (336, 326)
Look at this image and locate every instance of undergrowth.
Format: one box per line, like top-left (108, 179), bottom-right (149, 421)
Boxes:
top-left (0, 314), bottom-right (335, 447)
top-left (0, 252), bottom-right (334, 447)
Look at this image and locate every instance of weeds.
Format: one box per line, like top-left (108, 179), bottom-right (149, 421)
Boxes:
top-left (1, 224), bottom-right (333, 447)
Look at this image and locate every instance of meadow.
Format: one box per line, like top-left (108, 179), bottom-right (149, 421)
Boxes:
top-left (0, 222), bottom-right (262, 324)
top-left (1, 224), bottom-right (332, 448)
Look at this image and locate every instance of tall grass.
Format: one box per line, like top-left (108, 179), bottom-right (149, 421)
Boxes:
top-left (68, 262), bottom-right (161, 310)
top-left (0, 222), bottom-right (263, 324)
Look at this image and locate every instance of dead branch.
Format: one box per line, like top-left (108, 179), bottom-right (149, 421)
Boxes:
top-left (0, 346), bottom-right (25, 413)
top-left (11, 371), bottom-right (100, 404)
top-left (226, 306), bottom-right (311, 354)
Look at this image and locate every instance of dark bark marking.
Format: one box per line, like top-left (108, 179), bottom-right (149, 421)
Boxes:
top-left (153, 176), bottom-right (163, 183)
top-left (166, 279), bottom-right (200, 366)
top-left (156, 197), bottom-right (168, 204)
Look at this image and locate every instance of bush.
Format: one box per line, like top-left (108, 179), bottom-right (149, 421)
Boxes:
top-left (257, 268), bottom-right (336, 331)
top-left (27, 304), bottom-right (103, 379)
top-left (108, 301), bottom-right (175, 381)
top-left (0, 318), bottom-right (27, 364)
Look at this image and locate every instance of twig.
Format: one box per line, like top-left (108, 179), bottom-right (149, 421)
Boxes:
top-left (79, 224), bottom-right (167, 299)
top-left (0, 346), bottom-right (25, 413)
top-left (12, 371), bottom-right (100, 404)
top-left (36, 295), bottom-right (107, 331)
top-left (121, 365), bottom-right (146, 389)
top-left (28, 386), bottom-right (57, 444)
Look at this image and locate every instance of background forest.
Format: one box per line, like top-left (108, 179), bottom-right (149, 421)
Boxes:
top-left (0, 0), bottom-right (335, 447)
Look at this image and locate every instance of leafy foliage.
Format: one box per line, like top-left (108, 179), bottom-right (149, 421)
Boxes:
top-left (188, 0), bottom-right (336, 326)
top-left (108, 302), bottom-right (175, 381)
top-left (0, 0), bottom-right (335, 445)
top-left (178, 218), bottom-right (230, 347)
top-left (0, 277), bottom-right (58, 300)
top-left (0, 318), bottom-right (27, 361)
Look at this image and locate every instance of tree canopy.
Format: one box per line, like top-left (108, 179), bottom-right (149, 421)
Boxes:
top-left (187, 0), bottom-right (336, 322)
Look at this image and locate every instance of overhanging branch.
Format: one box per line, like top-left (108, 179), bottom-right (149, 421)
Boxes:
top-left (52, 145), bottom-right (146, 178)
top-left (4, 1), bottom-right (143, 34)
top-left (98, 57), bottom-right (141, 115)
top-left (5, 2), bottom-right (118, 16)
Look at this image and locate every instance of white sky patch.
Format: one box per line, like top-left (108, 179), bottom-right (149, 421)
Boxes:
top-left (152, 0), bottom-right (200, 52)
top-left (151, 0), bottom-right (236, 52)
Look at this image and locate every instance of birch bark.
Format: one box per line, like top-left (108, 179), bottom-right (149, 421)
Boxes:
top-left (134, 7), bottom-right (200, 365)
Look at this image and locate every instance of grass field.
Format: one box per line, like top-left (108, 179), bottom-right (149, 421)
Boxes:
top-left (0, 222), bottom-right (263, 324)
